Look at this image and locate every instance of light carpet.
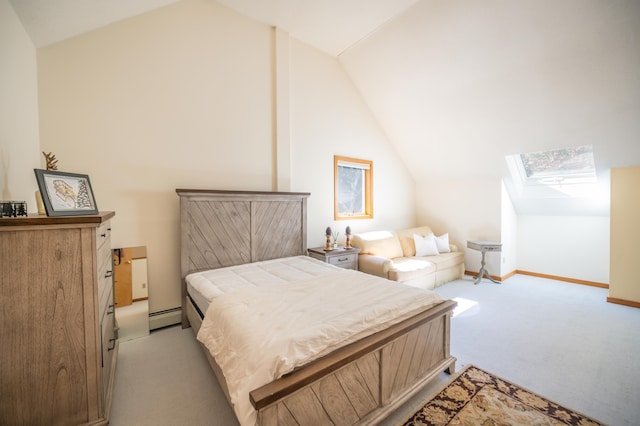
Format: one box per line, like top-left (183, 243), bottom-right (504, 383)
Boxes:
top-left (400, 365), bottom-right (604, 426)
top-left (111, 274), bottom-right (640, 426)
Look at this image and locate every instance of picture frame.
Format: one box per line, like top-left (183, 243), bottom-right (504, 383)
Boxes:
top-left (34, 169), bottom-right (99, 216)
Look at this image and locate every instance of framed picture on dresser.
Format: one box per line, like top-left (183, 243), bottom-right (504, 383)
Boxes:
top-left (34, 169), bottom-right (99, 216)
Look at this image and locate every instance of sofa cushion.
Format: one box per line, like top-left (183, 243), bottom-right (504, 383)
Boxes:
top-left (351, 231), bottom-right (403, 259)
top-left (388, 258), bottom-right (436, 282)
top-left (416, 251), bottom-right (464, 271)
top-left (396, 226), bottom-right (433, 257)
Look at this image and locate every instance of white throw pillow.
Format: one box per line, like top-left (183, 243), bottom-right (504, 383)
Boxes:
top-left (414, 233), bottom-right (439, 256)
top-left (435, 233), bottom-right (451, 253)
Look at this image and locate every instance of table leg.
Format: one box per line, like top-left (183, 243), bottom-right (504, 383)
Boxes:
top-left (474, 250), bottom-right (501, 285)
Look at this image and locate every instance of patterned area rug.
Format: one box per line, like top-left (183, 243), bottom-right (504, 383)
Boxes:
top-left (400, 365), bottom-right (604, 426)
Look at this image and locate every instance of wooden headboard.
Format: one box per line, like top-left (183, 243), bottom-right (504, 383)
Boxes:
top-left (176, 189), bottom-right (310, 325)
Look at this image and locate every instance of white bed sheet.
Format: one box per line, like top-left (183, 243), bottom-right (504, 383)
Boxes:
top-left (188, 256), bottom-right (445, 426)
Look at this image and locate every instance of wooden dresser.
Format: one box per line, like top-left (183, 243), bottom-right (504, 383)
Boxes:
top-left (0, 212), bottom-right (117, 425)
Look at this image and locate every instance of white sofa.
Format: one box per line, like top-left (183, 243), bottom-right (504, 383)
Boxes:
top-left (351, 226), bottom-right (465, 290)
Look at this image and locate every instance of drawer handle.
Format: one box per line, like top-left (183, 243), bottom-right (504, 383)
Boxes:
top-left (105, 270), bottom-right (113, 278)
top-left (108, 338), bottom-right (116, 351)
top-left (100, 233), bottom-right (107, 238)
top-left (337, 257), bottom-right (349, 262)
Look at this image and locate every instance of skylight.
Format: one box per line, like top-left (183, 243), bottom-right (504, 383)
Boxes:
top-left (506, 144), bottom-right (598, 197)
top-left (520, 144), bottom-right (596, 184)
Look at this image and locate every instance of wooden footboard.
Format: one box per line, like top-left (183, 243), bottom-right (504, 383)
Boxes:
top-left (187, 295), bottom-right (456, 426)
top-left (250, 299), bottom-right (456, 425)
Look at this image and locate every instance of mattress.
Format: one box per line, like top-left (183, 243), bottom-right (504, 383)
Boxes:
top-left (186, 255), bottom-right (445, 426)
top-left (186, 255), bottom-right (344, 314)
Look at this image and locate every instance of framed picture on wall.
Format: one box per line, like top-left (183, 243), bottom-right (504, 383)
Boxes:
top-left (34, 169), bottom-right (99, 216)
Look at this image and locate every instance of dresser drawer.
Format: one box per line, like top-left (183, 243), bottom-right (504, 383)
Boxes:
top-left (97, 233), bottom-right (112, 269)
top-left (96, 221), bottom-right (112, 252)
top-left (97, 246), bottom-right (113, 320)
top-left (96, 219), bottom-right (112, 316)
top-left (101, 299), bottom-right (116, 397)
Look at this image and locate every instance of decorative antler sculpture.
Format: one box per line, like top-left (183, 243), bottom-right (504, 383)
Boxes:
top-left (42, 152), bottom-right (58, 171)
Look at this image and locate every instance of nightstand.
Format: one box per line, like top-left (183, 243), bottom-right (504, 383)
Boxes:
top-left (308, 246), bottom-right (360, 270)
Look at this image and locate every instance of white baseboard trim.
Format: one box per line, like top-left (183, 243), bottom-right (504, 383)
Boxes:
top-left (149, 307), bottom-right (181, 330)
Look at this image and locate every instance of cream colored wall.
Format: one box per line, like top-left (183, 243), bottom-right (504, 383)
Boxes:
top-left (37, 0), bottom-right (275, 313)
top-left (35, 0), bottom-right (415, 315)
top-left (289, 38), bottom-right (416, 246)
top-left (0, 0), bottom-right (40, 208)
top-left (415, 177), bottom-right (502, 277)
top-left (609, 167), bottom-right (640, 303)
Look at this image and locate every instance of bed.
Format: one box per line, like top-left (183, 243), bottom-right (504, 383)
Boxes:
top-left (176, 189), bottom-right (457, 426)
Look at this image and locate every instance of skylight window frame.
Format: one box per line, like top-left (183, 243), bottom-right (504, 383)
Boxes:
top-left (508, 145), bottom-right (597, 189)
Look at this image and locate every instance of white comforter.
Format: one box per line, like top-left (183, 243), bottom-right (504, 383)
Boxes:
top-left (193, 256), bottom-right (445, 426)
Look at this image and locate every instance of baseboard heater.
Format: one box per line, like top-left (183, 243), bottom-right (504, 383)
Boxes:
top-left (149, 306), bottom-right (181, 330)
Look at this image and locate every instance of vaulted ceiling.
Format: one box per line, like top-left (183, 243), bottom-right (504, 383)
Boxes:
top-left (9, 0), bottom-right (418, 55)
top-left (9, 0), bottom-right (640, 216)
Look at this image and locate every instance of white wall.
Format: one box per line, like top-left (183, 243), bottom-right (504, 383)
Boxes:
top-left (132, 258), bottom-right (148, 301)
top-left (340, 0), bottom-right (636, 283)
top-left (0, 0), bottom-right (40, 207)
top-left (339, 0), bottom-right (640, 182)
top-left (34, 0), bottom-right (415, 316)
top-left (500, 180), bottom-right (518, 276)
top-left (416, 176), bottom-right (608, 283)
top-left (290, 38), bottom-right (416, 247)
top-left (415, 177), bottom-right (502, 276)
top-left (517, 215), bottom-right (609, 284)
